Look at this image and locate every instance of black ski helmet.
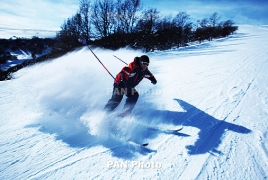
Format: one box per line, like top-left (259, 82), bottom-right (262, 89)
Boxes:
top-left (140, 55), bottom-right (149, 63)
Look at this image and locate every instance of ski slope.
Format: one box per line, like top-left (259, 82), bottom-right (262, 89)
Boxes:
top-left (1, 25), bottom-right (268, 179)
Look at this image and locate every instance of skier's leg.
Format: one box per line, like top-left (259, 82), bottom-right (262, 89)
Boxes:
top-left (122, 88), bottom-right (139, 114)
top-left (104, 85), bottom-right (124, 112)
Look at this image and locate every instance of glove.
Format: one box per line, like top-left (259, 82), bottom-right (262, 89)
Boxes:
top-left (114, 81), bottom-right (125, 88)
top-left (151, 79), bottom-right (157, 85)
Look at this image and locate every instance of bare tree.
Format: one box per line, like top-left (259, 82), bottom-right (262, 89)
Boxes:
top-left (91, 0), bottom-right (116, 39)
top-left (155, 15), bottom-right (175, 50)
top-left (172, 12), bottom-right (191, 47)
top-left (222, 20), bottom-right (238, 36)
top-left (199, 18), bottom-right (209, 28)
top-left (56, 13), bottom-right (83, 50)
top-left (137, 8), bottom-right (160, 34)
top-left (209, 12), bottom-right (221, 27)
top-left (115, 0), bottom-right (141, 34)
top-left (79, 0), bottom-right (91, 41)
top-left (136, 8), bottom-right (160, 51)
top-left (173, 12), bottom-right (190, 28)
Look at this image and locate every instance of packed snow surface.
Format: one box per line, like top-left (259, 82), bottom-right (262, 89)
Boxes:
top-left (1, 25), bottom-right (268, 179)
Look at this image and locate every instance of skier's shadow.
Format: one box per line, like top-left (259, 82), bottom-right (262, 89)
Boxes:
top-left (26, 99), bottom-right (251, 159)
top-left (135, 99), bottom-right (251, 155)
top-left (26, 111), bottom-right (158, 160)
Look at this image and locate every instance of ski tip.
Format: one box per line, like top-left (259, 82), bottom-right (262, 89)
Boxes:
top-left (141, 143), bottom-right (149, 146)
top-left (174, 126), bottom-right (183, 132)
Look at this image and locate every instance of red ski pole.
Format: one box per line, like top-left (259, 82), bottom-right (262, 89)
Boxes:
top-left (84, 42), bottom-right (115, 80)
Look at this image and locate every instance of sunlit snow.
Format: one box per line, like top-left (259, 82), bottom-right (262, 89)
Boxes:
top-left (1, 25), bottom-right (268, 179)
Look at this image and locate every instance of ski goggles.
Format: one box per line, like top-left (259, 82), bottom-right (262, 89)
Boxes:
top-left (141, 62), bottom-right (149, 66)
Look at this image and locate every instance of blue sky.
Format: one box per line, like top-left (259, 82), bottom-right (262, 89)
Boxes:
top-left (0, 0), bottom-right (267, 34)
top-left (0, 0), bottom-right (78, 31)
top-left (143, 0), bottom-right (268, 25)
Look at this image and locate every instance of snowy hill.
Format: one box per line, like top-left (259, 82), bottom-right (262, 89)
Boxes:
top-left (0, 25), bottom-right (268, 179)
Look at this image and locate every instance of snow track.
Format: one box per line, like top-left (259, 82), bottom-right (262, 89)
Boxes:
top-left (1, 25), bottom-right (268, 179)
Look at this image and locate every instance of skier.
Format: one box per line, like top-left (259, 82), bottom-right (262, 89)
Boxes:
top-left (104, 55), bottom-right (157, 116)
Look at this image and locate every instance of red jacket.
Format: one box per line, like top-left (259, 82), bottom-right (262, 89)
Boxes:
top-left (114, 61), bottom-right (156, 88)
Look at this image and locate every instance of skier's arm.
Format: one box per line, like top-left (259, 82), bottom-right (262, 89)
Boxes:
top-left (145, 70), bottom-right (157, 85)
top-left (148, 76), bottom-right (157, 84)
top-left (114, 66), bottom-right (131, 84)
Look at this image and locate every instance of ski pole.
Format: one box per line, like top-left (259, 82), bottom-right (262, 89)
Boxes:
top-left (85, 43), bottom-right (115, 80)
top-left (113, 55), bottom-right (128, 65)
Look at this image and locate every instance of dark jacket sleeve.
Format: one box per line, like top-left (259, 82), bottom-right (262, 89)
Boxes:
top-left (145, 69), bottom-right (157, 84)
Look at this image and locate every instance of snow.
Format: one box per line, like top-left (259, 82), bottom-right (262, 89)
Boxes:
top-left (1, 25), bottom-right (268, 179)
top-left (1, 50), bottom-right (33, 71)
top-left (0, 28), bottom-right (57, 39)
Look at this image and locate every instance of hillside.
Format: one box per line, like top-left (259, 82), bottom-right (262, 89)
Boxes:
top-left (0, 25), bottom-right (268, 179)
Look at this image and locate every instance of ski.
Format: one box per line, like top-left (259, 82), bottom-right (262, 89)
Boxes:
top-left (147, 126), bottom-right (183, 134)
top-left (141, 143), bottom-right (149, 146)
top-left (128, 141), bottom-right (149, 147)
top-left (131, 127), bottom-right (183, 147)
top-left (172, 126), bottom-right (184, 132)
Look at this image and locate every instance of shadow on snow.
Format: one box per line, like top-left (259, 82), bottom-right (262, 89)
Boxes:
top-left (26, 99), bottom-right (251, 159)
top-left (136, 99), bottom-right (251, 155)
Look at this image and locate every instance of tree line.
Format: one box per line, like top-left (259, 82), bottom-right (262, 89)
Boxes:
top-left (55, 0), bottom-right (238, 52)
top-left (0, 0), bottom-right (239, 80)
top-left (0, 37), bottom-right (55, 64)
